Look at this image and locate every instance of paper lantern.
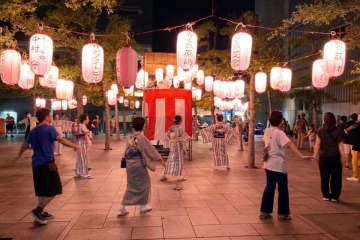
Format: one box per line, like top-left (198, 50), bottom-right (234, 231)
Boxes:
top-left (124, 85), bottom-right (134, 96)
top-left (166, 65), bottom-right (174, 79)
top-left (116, 46), bottom-right (137, 88)
top-left (184, 82), bottom-right (192, 90)
top-left (184, 71), bottom-right (192, 83)
top-left (35, 98), bottom-right (46, 108)
top-left (323, 39), bottom-right (346, 78)
top-left (196, 89), bottom-right (202, 101)
top-left (177, 67), bottom-right (184, 78)
top-left (155, 68), bottom-right (163, 84)
top-left (213, 80), bottom-right (222, 97)
top-left (18, 63), bottom-right (35, 90)
top-left (191, 64), bottom-right (199, 79)
top-left (82, 42), bottom-right (104, 84)
top-left (118, 96), bottom-right (124, 104)
top-left (68, 99), bottom-right (77, 110)
top-left (111, 83), bottom-right (119, 95)
top-left (233, 98), bottom-right (242, 108)
top-left (106, 89), bottom-right (117, 106)
top-left (56, 79), bottom-right (73, 100)
top-left (196, 70), bottom-right (204, 85)
top-left (177, 29), bottom-right (198, 70)
top-left (61, 100), bottom-right (68, 111)
top-left (39, 65), bottom-right (58, 88)
top-left (255, 72), bottom-right (267, 93)
top-left (135, 100), bottom-right (140, 109)
top-left (231, 31), bottom-right (252, 72)
top-left (0, 49), bottom-right (21, 86)
top-left (82, 95), bottom-right (87, 106)
top-left (218, 82), bottom-right (227, 99)
top-left (234, 80), bottom-right (245, 98)
top-left (279, 67), bottom-right (292, 92)
top-left (173, 76), bottom-right (180, 88)
top-left (52, 100), bottom-right (61, 111)
top-left (312, 59), bottom-right (329, 89)
top-left (124, 99), bottom-right (129, 107)
top-left (192, 87), bottom-right (197, 98)
top-left (29, 33), bottom-right (53, 76)
top-left (205, 76), bottom-right (213, 92)
top-left (270, 66), bottom-right (282, 90)
top-left (136, 69), bottom-right (144, 89)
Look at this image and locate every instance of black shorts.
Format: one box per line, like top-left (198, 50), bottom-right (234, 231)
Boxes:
top-left (33, 162), bottom-right (62, 197)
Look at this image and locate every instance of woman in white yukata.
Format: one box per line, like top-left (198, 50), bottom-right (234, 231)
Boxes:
top-left (200, 114), bottom-right (237, 169)
top-left (74, 114), bottom-right (93, 179)
top-left (118, 117), bottom-right (165, 216)
top-left (53, 113), bottom-right (63, 155)
top-left (161, 115), bottom-right (189, 191)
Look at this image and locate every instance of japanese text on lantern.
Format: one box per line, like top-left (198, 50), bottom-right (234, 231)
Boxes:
top-left (91, 45), bottom-right (102, 82)
top-left (184, 31), bottom-right (194, 69)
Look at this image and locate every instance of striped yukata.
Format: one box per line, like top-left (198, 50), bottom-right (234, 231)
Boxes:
top-left (164, 125), bottom-right (189, 177)
top-left (201, 123), bottom-right (237, 167)
top-left (52, 121), bottom-right (63, 155)
top-left (75, 124), bottom-right (90, 177)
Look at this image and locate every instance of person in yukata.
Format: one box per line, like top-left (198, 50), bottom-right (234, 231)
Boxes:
top-left (26, 108), bottom-right (80, 225)
top-left (74, 114), bottom-right (93, 179)
top-left (160, 115), bottom-right (190, 190)
top-left (118, 117), bottom-right (165, 216)
top-left (52, 113), bottom-right (63, 155)
top-left (200, 114), bottom-right (237, 170)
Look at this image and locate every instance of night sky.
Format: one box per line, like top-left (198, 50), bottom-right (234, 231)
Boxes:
top-left (151, 0), bottom-right (254, 52)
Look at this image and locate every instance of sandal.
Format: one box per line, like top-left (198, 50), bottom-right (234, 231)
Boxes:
top-left (173, 187), bottom-right (183, 191)
top-left (259, 213), bottom-right (272, 220)
top-left (278, 215), bottom-right (292, 221)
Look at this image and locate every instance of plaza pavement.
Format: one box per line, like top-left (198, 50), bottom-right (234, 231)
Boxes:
top-left (0, 135), bottom-right (359, 240)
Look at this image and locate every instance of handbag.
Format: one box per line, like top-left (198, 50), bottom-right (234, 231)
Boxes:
top-left (121, 158), bottom-right (126, 168)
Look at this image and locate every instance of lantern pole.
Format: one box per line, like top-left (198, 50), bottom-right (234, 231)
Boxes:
top-left (247, 72), bottom-right (256, 169)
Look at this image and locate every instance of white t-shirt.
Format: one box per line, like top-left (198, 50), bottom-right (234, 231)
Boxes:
top-left (263, 126), bottom-right (290, 173)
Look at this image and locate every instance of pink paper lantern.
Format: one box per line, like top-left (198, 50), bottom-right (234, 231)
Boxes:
top-left (116, 46), bottom-right (137, 88)
top-left (213, 80), bottom-right (222, 97)
top-left (0, 49), bottom-right (21, 86)
top-left (29, 33), bottom-right (53, 76)
top-left (18, 63), bottom-right (35, 90)
top-left (279, 67), bottom-right (292, 92)
top-left (196, 70), bottom-right (204, 85)
top-left (234, 80), bottom-right (245, 98)
top-left (61, 100), bottom-right (68, 111)
top-left (270, 66), bottom-right (282, 90)
top-left (218, 82), bottom-right (227, 99)
top-left (82, 95), bottom-right (88, 106)
top-left (82, 42), bottom-right (104, 84)
top-left (255, 72), bottom-right (267, 94)
top-left (312, 59), bottom-right (329, 89)
top-left (231, 31), bottom-right (252, 72)
top-left (52, 100), bottom-right (61, 111)
top-left (39, 65), bottom-right (58, 88)
top-left (107, 89), bottom-right (117, 106)
top-left (205, 76), bottom-right (213, 92)
top-left (166, 65), bottom-right (174, 79)
top-left (323, 39), bottom-right (346, 78)
top-left (56, 79), bottom-right (73, 100)
top-left (177, 29), bottom-right (198, 70)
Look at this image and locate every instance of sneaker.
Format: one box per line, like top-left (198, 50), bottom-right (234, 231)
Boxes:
top-left (330, 198), bottom-right (339, 203)
top-left (346, 177), bottom-right (359, 182)
top-left (32, 208), bottom-right (47, 225)
top-left (259, 212), bottom-right (272, 220)
top-left (322, 197), bottom-right (330, 201)
top-left (140, 205), bottom-right (152, 214)
top-left (118, 206), bottom-right (129, 217)
top-left (278, 215), bottom-right (292, 221)
top-left (41, 211), bottom-right (54, 220)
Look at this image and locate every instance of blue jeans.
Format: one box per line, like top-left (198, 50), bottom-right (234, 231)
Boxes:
top-left (260, 169), bottom-right (290, 215)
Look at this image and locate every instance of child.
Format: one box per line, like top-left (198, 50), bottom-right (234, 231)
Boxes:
top-left (26, 108), bottom-right (80, 225)
top-left (306, 125), bottom-right (316, 152)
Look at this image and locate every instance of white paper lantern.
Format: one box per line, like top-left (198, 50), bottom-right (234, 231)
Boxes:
top-left (111, 83), bottom-right (119, 95)
top-left (155, 68), bottom-right (163, 84)
top-left (196, 89), bottom-right (202, 101)
top-left (107, 89), bottom-right (117, 106)
top-left (191, 64), bottom-right (199, 79)
top-left (36, 98), bottom-right (45, 108)
top-left (118, 96), bottom-right (124, 104)
top-left (177, 67), bottom-right (184, 79)
top-left (18, 62), bottom-right (35, 90)
top-left (29, 33), bottom-right (53, 76)
top-left (39, 65), bottom-right (58, 88)
top-left (124, 99), bottom-right (129, 107)
top-left (279, 67), bottom-right (292, 92)
top-left (192, 87), bottom-right (197, 99)
top-left (173, 76), bottom-right (180, 88)
top-left (166, 65), bottom-right (174, 79)
top-left (231, 31), bottom-right (252, 72)
top-left (255, 72), bottom-right (267, 94)
top-left (0, 49), bottom-right (21, 86)
top-left (323, 39), bottom-right (346, 78)
top-left (205, 76), bottom-right (213, 92)
top-left (213, 80), bottom-right (222, 97)
top-left (312, 59), bottom-right (329, 89)
top-left (234, 80), bottom-right (245, 98)
top-left (218, 82), bottom-right (227, 99)
top-left (270, 66), bottom-right (282, 90)
top-left (124, 85), bottom-right (134, 96)
top-left (82, 42), bottom-right (104, 84)
top-left (52, 100), bottom-right (61, 111)
top-left (135, 100), bottom-right (140, 109)
top-left (184, 82), bottom-right (192, 90)
top-left (177, 29), bottom-right (198, 70)
top-left (196, 69), bottom-right (204, 85)
top-left (82, 95), bottom-right (87, 106)
top-left (68, 99), bottom-right (77, 109)
top-left (61, 100), bottom-right (68, 110)
top-left (233, 98), bottom-right (242, 108)
top-left (56, 79), bottom-right (73, 100)
top-left (136, 69), bottom-right (144, 89)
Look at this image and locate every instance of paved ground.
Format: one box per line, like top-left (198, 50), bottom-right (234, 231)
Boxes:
top-left (0, 135), bottom-right (360, 240)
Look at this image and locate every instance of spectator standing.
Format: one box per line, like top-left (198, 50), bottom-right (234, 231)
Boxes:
top-left (17, 112), bottom-right (38, 158)
top-left (5, 114), bottom-right (15, 137)
top-left (345, 113), bottom-right (360, 182)
top-left (314, 112), bottom-right (346, 202)
top-left (295, 114), bottom-right (307, 149)
top-left (338, 115), bottom-right (351, 168)
top-left (92, 115), bottom-right (100, 135)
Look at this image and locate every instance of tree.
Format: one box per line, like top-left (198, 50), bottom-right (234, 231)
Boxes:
top-left (0, 0), bottom-right (131, 149)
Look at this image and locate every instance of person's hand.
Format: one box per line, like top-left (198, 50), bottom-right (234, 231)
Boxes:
top-left (302, 155), bottom-right (313, 160)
